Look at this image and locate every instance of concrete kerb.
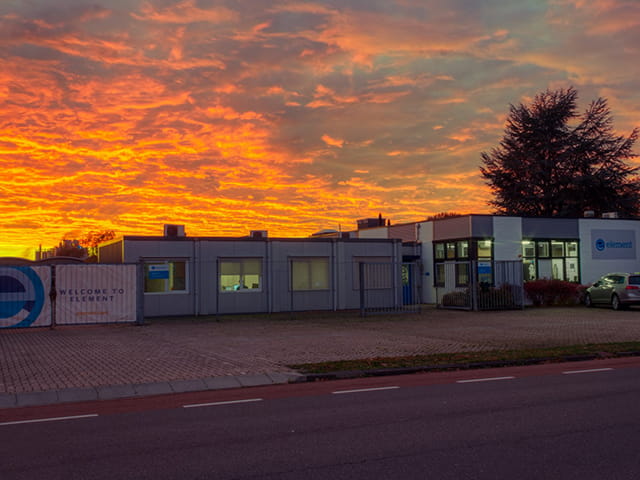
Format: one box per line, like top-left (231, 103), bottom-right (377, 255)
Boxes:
top-left (2, 371), bottom-right (304, 409)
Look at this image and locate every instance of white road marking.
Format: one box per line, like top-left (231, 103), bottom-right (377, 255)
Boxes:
top-left (332, 386), bottom-right (400, 395)
top-left (183, 398), bottom-right (263, 408)
top-left (0, 414), bottom-right (98, 427)
top-left (562, 368), bottom-right (614, 375)
top-left (456, 376), bottom-right (516, 384)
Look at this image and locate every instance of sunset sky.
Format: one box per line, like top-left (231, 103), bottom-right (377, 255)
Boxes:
top-left (1, 0), bottom-right (639, 258)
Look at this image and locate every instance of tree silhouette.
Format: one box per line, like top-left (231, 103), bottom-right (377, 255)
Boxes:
top-left (480, 87), bottom-right (639, 217)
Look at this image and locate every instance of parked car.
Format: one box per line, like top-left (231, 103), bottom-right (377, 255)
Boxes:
top-left (584, 273), bottom-right (640, 310)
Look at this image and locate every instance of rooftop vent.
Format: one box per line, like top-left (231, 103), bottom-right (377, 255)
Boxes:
top-left (602, 212), bottom-right (619, 219)
top-left (164, 224), bottom-right (186, 237)
top-left (583, 210), bottom-right (595, 218)
top-left (250, 230), bottom-right (268, 239)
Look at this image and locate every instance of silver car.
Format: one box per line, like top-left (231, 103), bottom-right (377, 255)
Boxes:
top-left (584, 273), bottom-right (640, 310)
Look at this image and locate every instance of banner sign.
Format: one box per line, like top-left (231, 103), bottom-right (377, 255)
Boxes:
top-left (591, 229), bottom-right (636, 260)
top-left (0, 266), bottom-right (52, 328)
top-left (55, 264), bottom-right (137, 324)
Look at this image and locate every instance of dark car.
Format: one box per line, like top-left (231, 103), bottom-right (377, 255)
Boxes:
top-left (584, 273), bottom-right (640, 310)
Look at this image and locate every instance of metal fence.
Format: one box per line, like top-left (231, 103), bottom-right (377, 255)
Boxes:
top-left (359, 262), bottom-right (421, 316)
top-left (436, 260), bottom-right (524, 311)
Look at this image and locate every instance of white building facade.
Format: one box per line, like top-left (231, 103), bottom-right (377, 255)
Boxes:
top-left (357, 215), bottom-right (640, 304)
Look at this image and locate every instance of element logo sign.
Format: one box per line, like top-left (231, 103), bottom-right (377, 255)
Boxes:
top-left (0, 267), bottom-right (46, 328)
top-left (595, 238), bottom-right (606, 252)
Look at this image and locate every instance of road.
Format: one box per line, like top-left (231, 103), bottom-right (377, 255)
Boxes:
top-left (2, 360), bottom-right (640, 479)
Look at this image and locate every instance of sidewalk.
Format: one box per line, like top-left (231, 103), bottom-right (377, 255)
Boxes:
top-left (2, 306), bottom-right (639, 408)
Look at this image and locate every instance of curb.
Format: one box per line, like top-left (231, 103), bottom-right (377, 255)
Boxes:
top-left (0, 372), bottom-right (304, 409)
top-left (298, 351), bottom-right (640, 382)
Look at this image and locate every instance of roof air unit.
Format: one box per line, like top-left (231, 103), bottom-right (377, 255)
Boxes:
top-left (164, 224), bottom-right (186, 237)
top-left (250, 230), bottom-right (268, 239)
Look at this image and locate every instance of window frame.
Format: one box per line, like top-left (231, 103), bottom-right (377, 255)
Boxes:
top-left (219, 257), bottom-right (264, 293)
top-left (143, 259), bottom-right (189, 294)
top-left (291, 257), bottom-right (330, 291)
top-left (522, 239), bottom-right (580, 283)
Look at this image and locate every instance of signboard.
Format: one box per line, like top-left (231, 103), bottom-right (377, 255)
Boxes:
top-left (591, 229), bottom-right (636, 260)
top-left (0, 266), bottom-right (52, 328)
top-left (147, 263), bottom-right (170, 279)
top-left (55, 264), bottom-right (137, 324)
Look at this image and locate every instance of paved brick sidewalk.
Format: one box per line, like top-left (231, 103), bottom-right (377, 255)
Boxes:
top-left (1, 306), bottom-right (639, 406)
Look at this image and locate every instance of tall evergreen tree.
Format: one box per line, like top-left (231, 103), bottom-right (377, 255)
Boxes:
top-left (480, 87), bottom-right (639, 217)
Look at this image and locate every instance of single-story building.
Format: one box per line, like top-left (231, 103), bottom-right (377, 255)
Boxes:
top-left (357, 214), bottom-right (640, 304)
top-left (98, 229), bottom-right (405, 317)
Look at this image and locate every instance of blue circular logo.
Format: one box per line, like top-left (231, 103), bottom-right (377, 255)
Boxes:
top-left (595, 238), bottom-right (606, 252)
top-left (0, 267), bottom-right (46, 328)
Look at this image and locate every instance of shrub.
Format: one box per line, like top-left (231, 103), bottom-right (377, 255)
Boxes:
top-left (524, 279), bottom-right (584, 306)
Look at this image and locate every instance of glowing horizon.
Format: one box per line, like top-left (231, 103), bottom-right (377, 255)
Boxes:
top-left (1, 0), bottom-right (638, 258)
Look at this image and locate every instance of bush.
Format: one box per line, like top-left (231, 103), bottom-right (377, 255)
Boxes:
top-left (524, 279), bottom-right (584, 306)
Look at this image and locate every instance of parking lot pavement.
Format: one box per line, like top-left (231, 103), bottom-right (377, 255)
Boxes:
top-left (1, 306), bottom-right (639, 407)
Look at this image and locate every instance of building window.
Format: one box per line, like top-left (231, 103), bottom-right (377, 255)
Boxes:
top-left (477, 239), bottom-right (492, 259)
top-left (144, 260), bottom-right (187, 293)
top-left (523, 259), bottom-right (536, 282)
top-left (433, 239), bottom-right (493, 287)
top-left (292, 257), bottom-right (329, 291)
top-left (537, 241), bottom-right (550, 258)
top-left (219, 258), bottom-right (262, 291)
top-left (435, 263), bottom-right (445, 287)
top-left (551, 241), bottom-right (564, 257)
top-left (522, 239), bottom-right (580, 282)
top-left (457, 241), bottom-right (469, 258)
top-left (446, 242), bottom-right (456, 259)
top-left (456, 263), bottom-right (470, 286)
top-left (522, 240), bottom-right (536, 258)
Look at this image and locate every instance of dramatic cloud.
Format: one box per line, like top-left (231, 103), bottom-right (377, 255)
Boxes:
top-left (0, 0), bottom-right (638, 256)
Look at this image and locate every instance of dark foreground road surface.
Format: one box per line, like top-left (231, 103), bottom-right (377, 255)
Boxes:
top-left (1, 359), bottom-right (640, 479)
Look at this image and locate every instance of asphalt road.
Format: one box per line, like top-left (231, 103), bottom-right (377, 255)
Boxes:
top-left (2, 362), bottom-right (640, 479)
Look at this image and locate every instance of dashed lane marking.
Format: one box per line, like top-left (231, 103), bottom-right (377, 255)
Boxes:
top-left (183, 398), bottom-right (263, 408)
top-left (0, 414), bottom-right (99, 427)
top-left (332, 386), bottom-right (400, 395)
top-left (456, 376), bottom-right (516, 384)
top-left (562, 368), bottom-right (614, 375)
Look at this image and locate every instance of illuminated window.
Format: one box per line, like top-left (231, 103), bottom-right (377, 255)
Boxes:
top-left (477, 240), bottom-right (492, 258)
top-left (144, 260), bottom-right (187, 293)
top-left (522, 240), bottom-right (536, 258)
top-left (537, 241), bottom-right (550, 258)
top-left (551, 241), bottom-right (565, 257)
top-left (523, 240), bottom-right (580, 283)
top-left (292, 258), bottom-right (329, 291)
top-left (220, 258), bottom-right (262, 292)
top-left (457, 241), bottom-right (469, 258)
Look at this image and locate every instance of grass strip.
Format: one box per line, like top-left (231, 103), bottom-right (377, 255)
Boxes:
top-left (288, 341), bottom-right (640, 374)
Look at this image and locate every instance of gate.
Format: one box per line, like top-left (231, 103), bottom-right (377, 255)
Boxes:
top-left (437, 260), bottom-right (524, 311)
top-left (359, 262), bottom-right (421, 316)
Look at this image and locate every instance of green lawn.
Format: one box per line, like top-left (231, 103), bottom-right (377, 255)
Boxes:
top-left (289, 341), bottom-right (640, 374)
